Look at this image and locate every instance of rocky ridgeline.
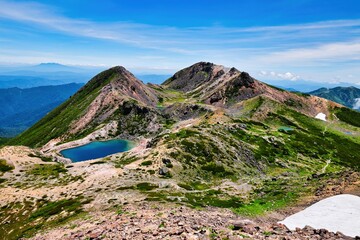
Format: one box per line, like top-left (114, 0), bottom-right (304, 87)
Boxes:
top-left (31, 202), bottom-right (355, 240)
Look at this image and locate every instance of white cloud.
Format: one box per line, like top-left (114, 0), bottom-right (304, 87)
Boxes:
top-left (259, 41), bottom-right (360, 64)
top-left (330, 76), bottom-right (342, 84)
top-left (259, 70), bottom-right (300, 81)
top-left (0, 0), bottom-right (360, 57)
top-left (259, 70), bottom-right (267, 76)
top-left (353, 98), bottom-right (360, 109)
top-left (277, 72), bottom-right (300, 81)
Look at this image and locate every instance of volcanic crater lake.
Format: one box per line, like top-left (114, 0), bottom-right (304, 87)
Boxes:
top-left (60, 139), bottom-right (135, 162)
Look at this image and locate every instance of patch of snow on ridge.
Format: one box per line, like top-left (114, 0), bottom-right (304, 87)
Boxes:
top-left (279, 194), bottom-right (360, 237)
top-left (315, 112), bottom-right (326, 121)
top-left (353, 98), bottom-right (360, 110)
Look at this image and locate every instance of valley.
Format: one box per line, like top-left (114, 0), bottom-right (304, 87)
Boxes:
top-left (0, 83), bottom-right (83, 138)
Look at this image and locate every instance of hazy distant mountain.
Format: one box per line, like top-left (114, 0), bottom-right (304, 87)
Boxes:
top-left (0, 63), bottom-right (106, 88)
top-left (262, 79), bottom-right (356, 92)
top-left (0, 63), bottom-right (173, 88)
top-left (309, 86), bottom-right (360, 110)
top-left (0, 83), bottom-right (83, 137)
top-left (31, 62), bottom-right (80, 72)
top-left (0, 75), bottom-right (67, 88)
top-left (0, 62), bottom-right (105, 75)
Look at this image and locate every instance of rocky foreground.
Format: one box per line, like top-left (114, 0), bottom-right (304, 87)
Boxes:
top-left (31, 201), bottom-right (356, 240)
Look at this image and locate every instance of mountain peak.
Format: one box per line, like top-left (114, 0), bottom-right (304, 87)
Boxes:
top-left (183, 61), bottom-right (217, 69)
top-left (33, 62), bottom-right (76, 72)
top-left (84, 65), bottom-right (134, 89)
top-left (162, 62), bottom-right (260, 103)
top-left (38, 62), bottom-right (65, 66)
top-left (162, 61), bottom-right (227, 92)
top-left (108, 65), bottom-right (128, 72)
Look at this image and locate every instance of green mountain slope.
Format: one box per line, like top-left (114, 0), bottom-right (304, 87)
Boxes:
top-left (0, 83), bottom-right (82, 137)
top-left (6, 62), bottom-right (360, 190)
top-left (310, 86), bottom-right (360, 110)
top-left (9, 66), bottom-right (157, 147)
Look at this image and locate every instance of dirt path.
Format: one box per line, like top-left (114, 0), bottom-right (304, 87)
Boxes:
top-left (321, 159), bottom-right (331, 173)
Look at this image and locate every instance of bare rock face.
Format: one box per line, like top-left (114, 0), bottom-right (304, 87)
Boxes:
top-left (115, 100), bottom-right (162, 138)
top-left (70, 66), bottom-right (160, 135)
top-left (159, 167), bottom-right (169, 176)
top-left (163, 103), bottom-right (210, 121)
top-left (108, 66), bottom-right (159, 107)
top-left (162, 62), bottom-right (215, 92)
top-left (32, 203), bottom-right (355, 240)
top-left (163, 62), bottom-right (341, 118)
top-left (235, 72), bottom-right (255, 88)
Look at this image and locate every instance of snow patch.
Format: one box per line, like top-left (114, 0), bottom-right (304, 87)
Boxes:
top-left (353, 98), bottom-right (360, 110)
top-left (279, 194), bottom-right (360, 237)
top-left (315, 112), bottom-right (326, 121)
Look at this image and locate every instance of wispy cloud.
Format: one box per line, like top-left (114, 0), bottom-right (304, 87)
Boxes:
top-left (0, 0), bottom-right (359, 53)
top-left (230, 19), bottom-right (360, 32)
top-left (0, 0), bottom-right (359, 81)
top-left (258, 41), bottom-right (360, 64)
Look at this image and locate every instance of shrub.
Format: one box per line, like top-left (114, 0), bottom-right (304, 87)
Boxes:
top-left (0, 159), bottom-right (14, 173)
top-left (140, 160), bottom-right (153, 166)
top-left (136, 182), bottom-right (158, 191)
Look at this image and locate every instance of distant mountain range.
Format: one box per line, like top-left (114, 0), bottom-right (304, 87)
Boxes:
top-left (0, 63), bottom-right (172, 89)
top-left (0, 63), bottom-right (104, 89)
top-left (0, 83), bottom-right (83, 137)
top-left (309, 86), bottom-right (360, 110)
top-left (2, 62), bottom-right (358, 92)
top-left (261, 79), bottom-right (357, 92)
top-left (0, 62), bottom-right (105, 75)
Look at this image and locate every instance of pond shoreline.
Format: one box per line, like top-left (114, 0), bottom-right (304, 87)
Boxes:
top-left (43, 137), bottom-right (138, 164)
top-left (60, 139), bottom-right (135, 162)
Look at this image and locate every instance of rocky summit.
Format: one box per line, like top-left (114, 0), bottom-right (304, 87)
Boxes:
top-left (1, 62), bottom-right (360, 239)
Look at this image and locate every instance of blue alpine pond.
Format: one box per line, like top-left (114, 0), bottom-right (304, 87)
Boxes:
top-left (60, 139), bottom-right (134, 162)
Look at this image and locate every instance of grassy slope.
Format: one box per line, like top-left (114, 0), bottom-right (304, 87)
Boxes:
top-left (8, 68), bottom-right (119, 148)
top-left (137, 97), bottom-right (360, 215)
top-left (1, 91), bottom-right (360, 238)
top-left (0, 197), bottom-right (90, 240)
top-left (334, 107), bottom-right (360, 127)
top-left (0, 137), bottom-right (9, 146)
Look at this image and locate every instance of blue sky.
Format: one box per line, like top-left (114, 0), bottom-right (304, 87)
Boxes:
top-left (0, 0), bottom-right (360, 83)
